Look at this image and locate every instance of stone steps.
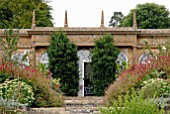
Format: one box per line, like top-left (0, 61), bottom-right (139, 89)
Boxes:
top-left (64, 97), bottom-right (102, 114)
top-left (64, 96), bottom-right (103, 107)
top-left (27, 96), bottom-right (103, 114)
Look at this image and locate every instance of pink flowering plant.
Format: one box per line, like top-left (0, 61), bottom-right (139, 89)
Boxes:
top-left (104, 54), bottom-right (170, 104)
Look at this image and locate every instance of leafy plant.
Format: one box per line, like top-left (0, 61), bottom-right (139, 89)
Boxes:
top-left (37, 63), bottom-right (62, 93)
top-left (100, 89), bottom-right (165, 114)
top-left (0, 96), bottom-right (26, 114)
top-left (103, 54), bottom-right (170, 104)
top-left (0, 79), bottom-right (35, 106)
top-left (140, 78), bottom-right (170, 98)
top-left (0, 61), bottom-right (63, 107)
top-left (0, 29), bottom-right (19, 62)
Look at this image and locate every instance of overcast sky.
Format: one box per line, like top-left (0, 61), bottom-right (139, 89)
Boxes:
top-left (48, 0), bottom-right (170, 27)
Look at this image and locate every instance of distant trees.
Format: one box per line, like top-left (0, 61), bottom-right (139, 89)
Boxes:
top-left (109, 12), bottom-right (123, 27)
top-left (91, 34), bottom-right (120, 96)
top-left (0, 0), bottom-right (53, 28)
top-left (119, 3), bottom-right (170, 29)
top-left (47, 32), bottom-right (79, 96)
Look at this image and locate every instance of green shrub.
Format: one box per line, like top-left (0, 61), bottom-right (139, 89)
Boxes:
top-left (140, 78), bottom-right (170, 98)
top-left (100, 89), bottom-right (165, 114)
top-left (0, 79), bottom-right (35, 106)
top-left (91, 34), bottom-right (120, 96)
top-left (48, 31), bottom-right (79, 96)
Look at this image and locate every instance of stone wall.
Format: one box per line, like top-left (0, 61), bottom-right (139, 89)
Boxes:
top-left (0, 27), bottom-right (170, 67)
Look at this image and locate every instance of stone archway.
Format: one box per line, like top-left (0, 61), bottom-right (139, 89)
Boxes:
top-left (77, 50), bottom-right (92, 96)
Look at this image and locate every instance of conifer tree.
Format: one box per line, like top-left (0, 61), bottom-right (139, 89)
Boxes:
top-left (47, 32), bottom-right (79, 96)
top-left (91, 34), bottom-right (120, 96)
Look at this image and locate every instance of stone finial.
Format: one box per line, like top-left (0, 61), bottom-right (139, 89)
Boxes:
top-left (64, 10), bottom-right (68, 28)
top-left (100, 10), bottom-right (105, 28)
top-left (31, 10), bottom-right (36, 30)
top-left (133, 10), bottom-right (137, 30)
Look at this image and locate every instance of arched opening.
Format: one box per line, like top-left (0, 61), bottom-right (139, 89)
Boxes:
top-left (40, 52), bottom-right (49, 67)
top-left (77, 50), bottom-right (93, 96)
top-left (117, 52), bottom-right (128, 65)
top-left (12, 52), bottom-right (29, 66)
top-left (139, 52), bottom-right (152, 64)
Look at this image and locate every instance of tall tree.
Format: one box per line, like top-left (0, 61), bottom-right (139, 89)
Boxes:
top-left (47, 32), bottom-right (79, 96)
top-left (109, 12), bottom-right (123, 27)
top-left (91, 34), bottom-right (120, 96)
top-left (120, 3), bottom-right (170, 29)
top-left (0, 0), bottom-right (53, 28)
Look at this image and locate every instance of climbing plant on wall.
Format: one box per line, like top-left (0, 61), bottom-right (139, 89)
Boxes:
top-left (91, 34), bottom-right (120, 96)
top-left (47, 31), bottom-right (79, 96)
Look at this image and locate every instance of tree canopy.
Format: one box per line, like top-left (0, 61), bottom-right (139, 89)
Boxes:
top-left (109, 12), bottom-right (124, 27)
top-left (120, 3), bottom-right (170, 29)
top-left (0, 0), bottom-right (53, 29)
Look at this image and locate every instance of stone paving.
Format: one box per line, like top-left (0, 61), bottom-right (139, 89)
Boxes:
top-left (27, 97), bottom-right (103, 114)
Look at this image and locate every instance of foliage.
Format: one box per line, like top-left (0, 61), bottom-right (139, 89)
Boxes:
top-left (140, 78), bottom-right (170, 98)
top-left (47, 31), bottom-right (79, 96)
top-left (0, 96), bottom-right (26, 114)
top-left (0, 79), bottom-right (35, 106)
top-left (100, 89), bottom-right (165, 114)
top-left (0, 0), bottom-right (53, 28)
top-left (0, 61), bottom-right (63, 107)
top-left (120, 3), bottom-right (170, 29)
top-left (109, 12), bottom-right (124, 27)
top-left (116, 61), bottom-right (128, 77)
top-left (103, 54), bottom-right (170, 104)
top-left (37, 63), bottom-right (62, 93)
top-left (0, 29), bottom-right (63, 107)
top-left (0, 29), bottom-right (19, 62)
top-left (91, 34), bottom-right (120, 96)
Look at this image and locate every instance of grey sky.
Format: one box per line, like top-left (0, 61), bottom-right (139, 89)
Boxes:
top-left (48, 0), bottom-right (170, 27)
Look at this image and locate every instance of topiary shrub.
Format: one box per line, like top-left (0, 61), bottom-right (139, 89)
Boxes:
top-left (91, 34), bottom-right (120, 96)
top-left (47, 31), bottom-right (79, 96)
